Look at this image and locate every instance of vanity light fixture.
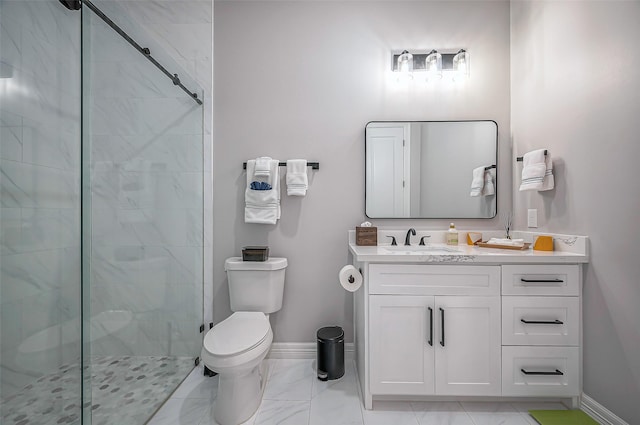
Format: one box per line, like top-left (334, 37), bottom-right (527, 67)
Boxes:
top-left (425, 50), bottom-right (442, 81)
top-left (396, 50), bottom-right (414, 81)
top-left (391, 49), bottom-right (470, 83)
top-left (452, 49), bottom-right (469, 80)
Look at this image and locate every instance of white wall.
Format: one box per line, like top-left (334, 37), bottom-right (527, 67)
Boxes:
top-left (511, 2), bottom-right (640, 423)
top-left (214, 0), bottom-right (510, 342)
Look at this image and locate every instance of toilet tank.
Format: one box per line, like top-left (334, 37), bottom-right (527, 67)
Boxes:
top-left (225, 257), bottom-right (287, 313)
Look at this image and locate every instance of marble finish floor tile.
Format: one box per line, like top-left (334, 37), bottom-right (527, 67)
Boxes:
top-left (151, 359), bottom-right (580, 425)
top-left (411, 401), bottom-right (473, 425)
top-left (362, 401), bottom-right (418, 425)
top-left (254, 400), bottom-right (310, 425)
top-left (147, 396), bottom-right (211, 425)
top-left (263, 359), bottom-right (314, 401)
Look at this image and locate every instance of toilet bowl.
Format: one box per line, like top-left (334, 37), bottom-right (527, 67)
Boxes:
top-left (201, 257), bottom-right (287, 425)
top-left (202, 312), bottom-right (273, 425)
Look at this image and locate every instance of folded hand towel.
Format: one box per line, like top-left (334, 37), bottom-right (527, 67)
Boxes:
top-left (254, 156), bottom-right (272, 177)
top-left (286, 159), bottom-right (308, 196)
top-left (245, 159), bottom-right (280, 224)
top-left (470, 166), bottom-right (485, 197)
top-left (482, 170), bottom-right (495, 196)
top-left (486, 238), bottom-right (525, 247)
top-left (520, 149), bottom-right (550, 191)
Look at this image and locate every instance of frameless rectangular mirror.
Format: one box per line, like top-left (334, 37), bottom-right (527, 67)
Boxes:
top-left (365, 120), bottom-right (497, 219)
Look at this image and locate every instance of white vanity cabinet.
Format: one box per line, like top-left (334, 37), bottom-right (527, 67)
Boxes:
top-left (349, 235), bottom-right (589, 409)
top-left (367, 265), bottom-right (502, 397)
top-left (350, 241), bottom-right (588, 410)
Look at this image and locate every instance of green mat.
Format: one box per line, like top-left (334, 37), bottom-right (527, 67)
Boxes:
top-left (528, 410), bottom-right (600, 425)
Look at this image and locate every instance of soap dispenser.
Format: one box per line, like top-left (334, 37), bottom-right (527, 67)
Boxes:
top-left (446, 223), bottom-right (459, 246)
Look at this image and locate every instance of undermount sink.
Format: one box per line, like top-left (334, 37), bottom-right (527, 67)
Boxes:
top-left (383, 245), bottom-right (462, 254)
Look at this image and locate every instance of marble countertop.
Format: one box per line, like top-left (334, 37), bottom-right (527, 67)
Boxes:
top-left (349, 241), bottom-right (588, 264)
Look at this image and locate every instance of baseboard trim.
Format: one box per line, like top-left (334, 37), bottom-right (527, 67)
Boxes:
top-left (267, 342), bottom-right (355, 360)
top-left (581, 393), bottom-right (629, 425)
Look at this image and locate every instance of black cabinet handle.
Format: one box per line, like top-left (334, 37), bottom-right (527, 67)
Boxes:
top-left (521, 368), bottom-right (564, 376)
top-left (520, 278), bottom-right (564, 283)
top-left (439, 307), bottom-right (445, 347)
top-left (520, 319), bottom-right (564, 325)
top-left (427, 307), bottom-right (433, 346)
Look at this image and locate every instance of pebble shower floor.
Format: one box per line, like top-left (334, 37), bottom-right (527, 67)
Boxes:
top-left (1, 356), bottom-right (194, 425)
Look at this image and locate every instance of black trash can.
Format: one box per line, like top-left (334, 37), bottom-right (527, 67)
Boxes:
top-left (316, 326), bottom-right (344, 381)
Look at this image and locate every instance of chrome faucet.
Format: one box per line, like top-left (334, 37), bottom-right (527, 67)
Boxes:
top-left (404, 228), bottom-right (416, 246)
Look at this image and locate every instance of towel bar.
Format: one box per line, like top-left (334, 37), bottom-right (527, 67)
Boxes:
top-left (243, 161), bottom-right (320, 170)
top-left (516, 150), bottom-right (547, 162)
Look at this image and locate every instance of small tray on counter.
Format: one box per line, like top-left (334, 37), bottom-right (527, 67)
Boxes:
top-left (476, 241), bottom-right (531, 251)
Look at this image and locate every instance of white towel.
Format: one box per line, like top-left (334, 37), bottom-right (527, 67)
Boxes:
top-left (254, 156), bottom-right (272, 177)
top-left (245, 159), bottom-right (280, 224)
top-left (470, 166), bottom-right (485, 197)
top-left (540, 154), bottom-right (554, 191)
top-left (486, 237), bottom-right (525, 247)
top-left (286, 159), bottom-right (308, 196)
top-left (482, 170), bottom-right (495, 196)
top-left (519, 149), bottom-right (552, 191)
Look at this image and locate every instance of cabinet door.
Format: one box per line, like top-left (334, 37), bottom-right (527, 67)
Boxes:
top-left (435, 296), bottom-right (501, 396)
top-left (369, 295), bottom-right (435, 395)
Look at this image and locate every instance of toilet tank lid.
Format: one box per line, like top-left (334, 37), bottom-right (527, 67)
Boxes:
top-left (225, 257), bottom-right (287, 271)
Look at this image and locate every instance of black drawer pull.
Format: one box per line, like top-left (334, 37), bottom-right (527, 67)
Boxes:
top-left (427, 307), bottom-right (433, 346)
top-left (521, 368), bottom-right (564, 376)
top-left (439, 308), bottom-right (445, 347)
top-left (521, 319), bottom-right (564, 325)
top-left (520, 278), bottom-right (564, 283)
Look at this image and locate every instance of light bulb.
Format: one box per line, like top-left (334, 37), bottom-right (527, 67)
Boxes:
top-left (396, 50), bottom-right (414, 81)
top-left (453, 49), bottom-right (469, 81)
top-left (425, 50), bottom-right (442, 82)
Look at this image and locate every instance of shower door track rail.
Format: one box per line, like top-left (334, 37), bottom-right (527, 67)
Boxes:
top-left (60, 0), bottom-right (203, 105)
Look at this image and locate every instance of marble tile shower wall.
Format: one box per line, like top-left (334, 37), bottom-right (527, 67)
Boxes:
top-left (87, 0), bottom-right (212, 358)
top-left (0, 1), bottom-right (82, 398)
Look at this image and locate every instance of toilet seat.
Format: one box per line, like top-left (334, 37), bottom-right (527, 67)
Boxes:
top-left (204, 312), bottom-right (270, 357)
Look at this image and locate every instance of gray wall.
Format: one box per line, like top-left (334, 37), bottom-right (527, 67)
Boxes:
top-left (213, 0), bottom-right (511, 342)
top-left (511, 1), bottom-right (640, 423)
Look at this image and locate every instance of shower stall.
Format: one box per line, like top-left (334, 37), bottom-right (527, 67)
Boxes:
top-left (1, 0), bottom-right (209, 423)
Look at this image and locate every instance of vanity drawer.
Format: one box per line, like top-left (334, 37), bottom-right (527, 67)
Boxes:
top-left (369, 264), bottom-right (500, 295)
top-left (502, 346), bottom-right (579, 397)
top-left (502, 265), bottom-right (580, 296)
top-left (502, 297), bottom-right (579, 346)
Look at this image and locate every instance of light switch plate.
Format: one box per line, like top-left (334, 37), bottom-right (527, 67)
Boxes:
top-left (527, 209), bottom-right (538, 228)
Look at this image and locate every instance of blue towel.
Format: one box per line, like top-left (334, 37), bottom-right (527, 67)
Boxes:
top-left (250, 181), bottom-right (272, 190)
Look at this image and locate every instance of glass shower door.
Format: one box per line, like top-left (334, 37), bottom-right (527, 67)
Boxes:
top-left (82, 1), bottom-right (204, 423)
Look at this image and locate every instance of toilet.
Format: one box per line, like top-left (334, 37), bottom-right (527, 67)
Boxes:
top-left (201, 257), bottom-right (287, 425)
